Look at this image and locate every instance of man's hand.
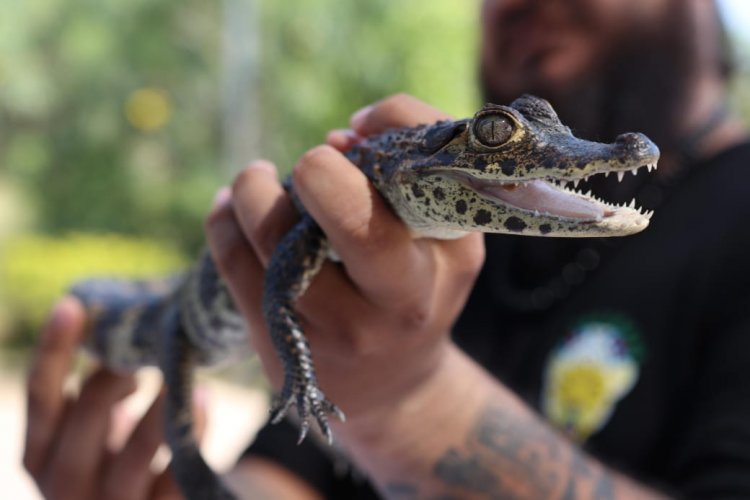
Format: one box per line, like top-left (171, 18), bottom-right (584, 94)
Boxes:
top-left (205, 94), bottom-right (486, 423)
top-left (23, 298), bottom-right (204, 500)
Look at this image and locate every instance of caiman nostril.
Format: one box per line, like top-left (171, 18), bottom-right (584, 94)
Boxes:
top-left (615, 132), bottom-right (660, 157)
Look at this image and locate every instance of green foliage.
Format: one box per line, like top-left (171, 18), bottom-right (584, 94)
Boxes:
top-left (0, 0), bottom-right (223, 252)
top-left (0, 0), bottom-right (479, 255)
top-left (0, 0), bottom-right (480, 346)
top-left (256, 0), bottom-right (480, 171)
top-left (0, 232), bottom-right (188, 345)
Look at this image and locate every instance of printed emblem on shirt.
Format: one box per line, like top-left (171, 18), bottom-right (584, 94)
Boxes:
top-left (542, 313), bottom-right (645, 442)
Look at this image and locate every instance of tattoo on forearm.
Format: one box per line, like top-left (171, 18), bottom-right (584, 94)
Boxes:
top-left (430, 402), bottom-right (621, 499)
top-left (433, 450), bottom-right (498, 494)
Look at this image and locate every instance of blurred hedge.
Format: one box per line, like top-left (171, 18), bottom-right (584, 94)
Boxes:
top-left (0, 233), bottom-right (187, 345)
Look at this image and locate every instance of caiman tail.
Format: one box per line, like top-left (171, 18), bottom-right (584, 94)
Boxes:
top-left (70, 251), bottom-right (246, 499)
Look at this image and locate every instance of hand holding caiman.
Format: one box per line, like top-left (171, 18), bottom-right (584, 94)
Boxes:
top-left (70, 95), bottom-right (659, 499)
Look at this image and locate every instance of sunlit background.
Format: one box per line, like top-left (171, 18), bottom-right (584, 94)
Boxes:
top-left (0, 0), bottom-right (748, 497)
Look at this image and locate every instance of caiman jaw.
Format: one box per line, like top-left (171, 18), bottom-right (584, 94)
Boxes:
top-left (453, 161), bottom-right (658, 223)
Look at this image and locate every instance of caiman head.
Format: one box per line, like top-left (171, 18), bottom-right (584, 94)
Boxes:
top-left (392, 94), bottom-right (660, 238)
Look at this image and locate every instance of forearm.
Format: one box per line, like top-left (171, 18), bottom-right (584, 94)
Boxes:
top-left (336, 344), bottom-right (667, 500)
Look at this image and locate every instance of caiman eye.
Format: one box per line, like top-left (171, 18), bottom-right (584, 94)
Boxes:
top-left (473, 113), bottom-right (514, 147)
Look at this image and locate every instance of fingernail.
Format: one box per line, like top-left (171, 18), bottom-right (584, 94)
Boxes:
top-left (212, 186), bottom-right (231, 210)
top-left (247, 159), bottom-right (277, 176)
top-left (326, 128), bottom-right (361, 148)
top-left (350, 105), bottom-right (373, 131)
top-left (327, 128), bottom-right (351, 140)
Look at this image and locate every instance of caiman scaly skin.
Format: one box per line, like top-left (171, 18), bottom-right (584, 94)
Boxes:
top-left (70, 95), bottom-right (660, 500)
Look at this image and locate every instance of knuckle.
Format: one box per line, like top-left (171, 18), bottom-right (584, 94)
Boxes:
top-left (339, 210), bottom-right (377, 246)
top-left (336, 319), bottom-right (379, 357)
top-left (341, 333), bottom-right (379, 358)
top-left (394, 295), bottom-right (433, 332)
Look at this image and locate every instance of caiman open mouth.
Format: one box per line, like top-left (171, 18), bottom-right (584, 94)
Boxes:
top-left (443, 162), bottom-right (658, 222)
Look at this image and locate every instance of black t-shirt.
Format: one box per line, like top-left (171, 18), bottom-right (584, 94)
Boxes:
top-left (244, 142), bottom-right (750, 498)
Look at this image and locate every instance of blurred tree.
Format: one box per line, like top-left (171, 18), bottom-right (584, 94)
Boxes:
top-left (0, 0), bottom-right (478, 343)
top-left (0, 0), bottom-right (223, 252)
top-left (254, 0), bottom-right (479, 171)
top-left (0, 0), bottom-right (479, 254)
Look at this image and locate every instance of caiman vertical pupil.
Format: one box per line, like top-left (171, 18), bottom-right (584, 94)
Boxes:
top-left (474, 113), bottom-right (513, 147)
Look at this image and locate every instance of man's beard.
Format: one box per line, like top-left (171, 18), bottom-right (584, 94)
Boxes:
top-left (479, 2), bottom-right (706, 300)
top-left (480, 1), bottom-right (699, 157)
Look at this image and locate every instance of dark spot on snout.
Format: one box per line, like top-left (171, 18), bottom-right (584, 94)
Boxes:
top-left (455, 199), bottom-right (467, 214)
top-left (433, 187), bottom-right (446, 200)
top-left (500, 159), bottom-right (516, 176)
top-left (539, 224), bottom-right (552, 234)
top-left (504, 216), bottom-right (527, 232)
top-left (474, 209), bottom-right (492, 225)
top-left (412, 184), bottom-right (425, 198)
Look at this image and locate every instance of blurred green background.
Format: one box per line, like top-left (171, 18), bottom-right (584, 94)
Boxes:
top-left (0, 0), bottom-right (748, 348)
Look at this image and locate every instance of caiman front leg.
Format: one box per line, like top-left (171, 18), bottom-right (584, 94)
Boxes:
top-left (262, 213), bottom-right (345, 444)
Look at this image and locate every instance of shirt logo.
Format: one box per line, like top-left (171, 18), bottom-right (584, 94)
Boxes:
top-left (542, 314), bottom-right (644, 442)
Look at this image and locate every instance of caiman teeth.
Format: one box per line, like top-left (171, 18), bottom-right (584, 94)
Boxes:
top-left (552, 179), bottom-right (655, 220)
top-left (564, 161), bottom-right (658, 185)
top-left (448, 162), bottom-right (658, 223)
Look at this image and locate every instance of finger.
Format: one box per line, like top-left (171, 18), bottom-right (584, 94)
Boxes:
top-left (293, 145), bottom-right (437, 319)
top-left (326, 128), bottom-right (362, 152)
top-left (229, 159), bottom-right (385, 354)
top-left (204, 194), bottom-right (284, 384)
top-left (42, 368), bottom-right (136, 498)
top-left (350, 93), bottom-right (451, 137)
top-left (24, 297), bottom-right (87, 477)
top-left (100, 392), bottom-right (166, 500)
top-left (431, 233), bottom-right (487, 330)
top-left (230, 161), bottom-right (298, 266)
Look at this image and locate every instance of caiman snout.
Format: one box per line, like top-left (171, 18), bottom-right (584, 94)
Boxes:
top-left (614, 132), bottom-right (660, 161)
